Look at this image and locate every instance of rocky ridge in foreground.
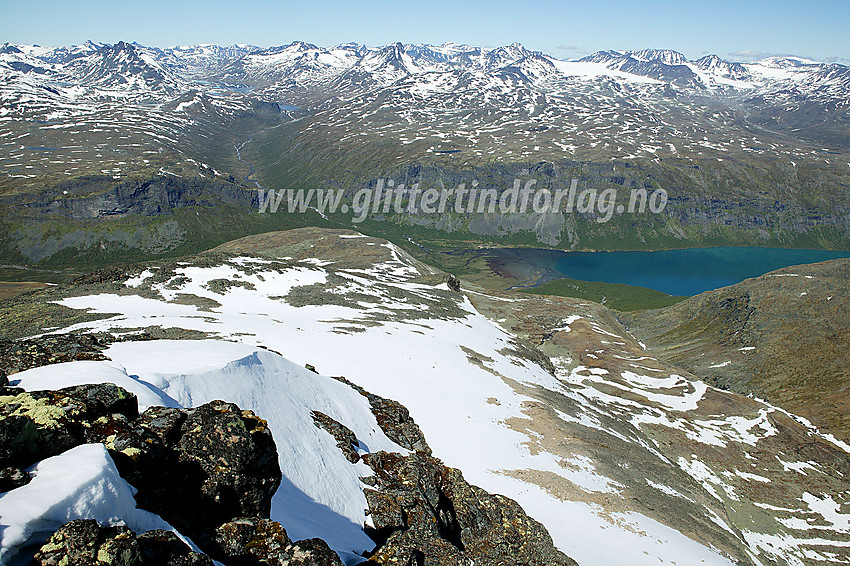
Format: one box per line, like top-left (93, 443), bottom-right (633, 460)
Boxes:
top-left (1, 336), bottom-right (573, 565)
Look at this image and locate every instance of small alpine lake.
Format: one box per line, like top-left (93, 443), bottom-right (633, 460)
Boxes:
top-left (486, 246), bottom-right (850, 297)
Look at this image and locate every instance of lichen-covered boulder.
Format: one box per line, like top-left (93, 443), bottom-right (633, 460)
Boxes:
top-left (59, 383), bottom-right (139, 421)
top-left (33, 519), bottom-right (212, 566)
top-left (0, 383), bottom-right (139, 476)
top-left (176, 401), bottom-right (280, 523)
top-left (311, 411), bottom-right (360, 463)
top-left (362, 451), bottom-right (576, 566)
top-left (33, 519), bottom-right (141, 566)
top-left (0, 390), bottom-right (84, 468)
top-left (0, 333), bottom-right (109, 375)
top-left (106, 401), bottom-right (282, 545)
top-left (210, 517), bottom-right (343, 566)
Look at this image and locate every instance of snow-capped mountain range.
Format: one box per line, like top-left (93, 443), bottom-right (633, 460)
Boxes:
top-left (1, 39), bottom-right (849, 262)
top-left (2, 38), bottom-right (848, 188)
top-left (2, 39), bottom-right (848, 113)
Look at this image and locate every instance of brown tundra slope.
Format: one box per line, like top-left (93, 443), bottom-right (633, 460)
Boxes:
top-left (622, 258), bottom-right (850, 444)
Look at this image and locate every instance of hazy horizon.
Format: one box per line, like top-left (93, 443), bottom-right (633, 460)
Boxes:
top-left (2, 0), bottom-right (848, 64)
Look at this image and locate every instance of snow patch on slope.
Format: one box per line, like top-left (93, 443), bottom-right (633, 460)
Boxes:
top-left (0, 444), bottom-right (190, 563)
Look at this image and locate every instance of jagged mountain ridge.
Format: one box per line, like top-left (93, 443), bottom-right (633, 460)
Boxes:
top-left (4, 37), bottom-right (848, 179)
top-left (3, 38), bottom-right (848, 119)
top-left (3, 37), bottom-right (848, 171)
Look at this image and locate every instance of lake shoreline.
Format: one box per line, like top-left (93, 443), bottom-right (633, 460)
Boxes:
top-left (477, 246), bottom-right (850, 296)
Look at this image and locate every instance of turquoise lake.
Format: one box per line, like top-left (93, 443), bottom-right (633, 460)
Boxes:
top-left (488, 247), bottom-right (850, 296)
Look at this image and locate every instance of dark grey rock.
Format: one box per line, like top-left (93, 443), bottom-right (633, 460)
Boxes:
top-left (0, 333), bottom-right (109, 375)
top-left (210, 517), bottom-right (342, 566)
top-left (137, 530), bottom-right (214, 566)
top-left (174, 401), bottom-right (281, 529)
top-left (135, 405), bottom-right (186, 444)
top-left (311, 410), bottom-right (360, 463)
top-left (97, 401), bottom-right (281, 548)
top-left (61, 382), bottom-right (140, 421)
top-left (0, 465), bottom-right (29, 492)
top-left (362, 451), bottom-right (577, 566)
top-left (446, 274), bottom-right (461, 293)
top-left (329, 375), bottom-right (430, 454)
top-left (33, 520), bottom-right (212, 566)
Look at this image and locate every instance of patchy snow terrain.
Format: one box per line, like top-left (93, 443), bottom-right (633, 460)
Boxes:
top-left (4, 229), bottom-right (849, 565)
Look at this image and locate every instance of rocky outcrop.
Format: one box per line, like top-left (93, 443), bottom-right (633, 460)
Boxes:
top-left (0, 464), bottom-right (29, 492)
top-left (209, 518), bottom-right (342, 566)
top-left (3, 362), bottom-right (574, 565)
top-left (33, 519), bottom-right (212, 566)
top-left (0, 175), bottom-right (260, 265)
top-left (103, 401), bottom-right (281, 544)
top-left (0, 384), bottom-right (282, 560)
top-left (174, 402), bottom-right (281, 530)
top-left (62, 382), bottom-right (140, 418)
top-left (311, 387), bottom-right (576, 566)
top-left (329, 375), bottom-right (430, 454)
top-left (361, 451), bottom-right (576, 566)
top-left (0, 333), bottom-right (109, 375)
top-left (445, 274), bottom-right (461, 293)
top-left (311, 411), bottom-right (360, 464)
top-left (7, 385), bottom-right (334, 566)
top-left (0, 383), bottom-right (138, 476)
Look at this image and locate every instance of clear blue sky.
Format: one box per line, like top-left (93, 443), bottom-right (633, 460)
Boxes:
top-left (2, 0), bottom-right (848, 63)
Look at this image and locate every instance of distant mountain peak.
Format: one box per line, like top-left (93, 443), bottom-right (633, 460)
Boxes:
top-left (629, 49), bottom-right (688, 66)
top-left (694, 54), bottom-right (750, 80)
top-left (360, 42), bottom-right (416, 73)
top-left (757, 55), bottom-right (819, 68)
top-left (60, 40), bottom-right (182, 95)
top-left (0, 43), bottom-right (23, 55)
top-left (266, 40), bottom-right (320, 54)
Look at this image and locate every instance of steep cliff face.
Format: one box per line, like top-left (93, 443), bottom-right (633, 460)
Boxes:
top-left (19, 175), bottom-right (253, 219)
top-left (6, 153), bottom-right (848, 271)
top-left (339, 158), bottom-right (850, 249)
top-left (0, 175), bottom-right (292, 267)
